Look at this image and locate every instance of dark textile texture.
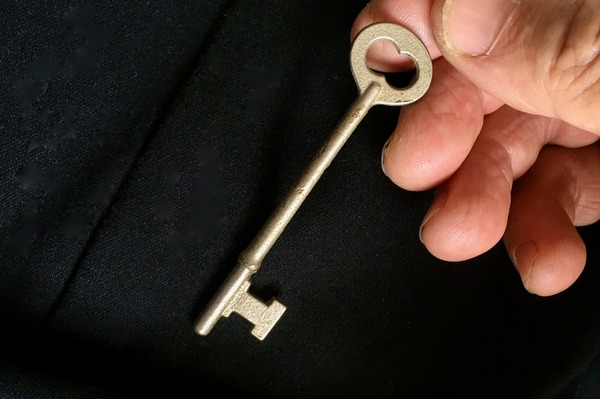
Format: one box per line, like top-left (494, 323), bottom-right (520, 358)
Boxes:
top-left (1, 1), bottom-right (599, 398)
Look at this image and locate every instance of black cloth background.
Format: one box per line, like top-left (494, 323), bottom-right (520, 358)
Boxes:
top-left (1, 1), bottom-right (599, 398)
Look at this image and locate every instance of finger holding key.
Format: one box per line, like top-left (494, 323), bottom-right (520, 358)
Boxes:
top-left (194, 23), bottom-right (432, 340)
top-left (352, 0), bottom-right (504, 192)
top-left (353, 0), bottom-right (600, 297)
top-left (431, 0), bottom-right (600, 134)
top-left (351, 0), bottom-right (440, 71)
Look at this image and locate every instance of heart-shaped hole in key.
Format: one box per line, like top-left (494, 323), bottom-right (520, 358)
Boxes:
top-left (366, 38), bottom-right (417, 89)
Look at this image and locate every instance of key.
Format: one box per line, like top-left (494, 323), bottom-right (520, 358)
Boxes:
top-left (194, 22), bottom-right (432, 340)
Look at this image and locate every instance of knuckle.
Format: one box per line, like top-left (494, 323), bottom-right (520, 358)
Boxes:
top-left (572, 143), bottom-right (600, 225)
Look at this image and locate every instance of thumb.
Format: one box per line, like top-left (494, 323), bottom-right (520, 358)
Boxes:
top-left (431, 0), bottom-right (600, 134)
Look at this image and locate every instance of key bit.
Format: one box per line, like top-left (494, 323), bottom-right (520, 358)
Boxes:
top-left (223, 281), bottom-right (286, 340)
top-left (194, 22), bottom-right (433, 340)
top-left (195, 259), bottom-right (286, 340)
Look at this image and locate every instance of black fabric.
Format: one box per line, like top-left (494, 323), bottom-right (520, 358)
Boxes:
top-left (1, 1), bottom-right (599, 398)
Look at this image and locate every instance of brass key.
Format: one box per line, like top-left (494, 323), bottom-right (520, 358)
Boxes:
top-left (194, 22), bottom-right (432, 340)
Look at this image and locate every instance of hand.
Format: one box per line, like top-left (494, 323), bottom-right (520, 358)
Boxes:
top-left (352, 0), bottom-right (600, 296)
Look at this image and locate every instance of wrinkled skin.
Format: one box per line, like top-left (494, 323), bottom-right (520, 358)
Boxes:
top-left (352, 0), bottom-right (600, 296)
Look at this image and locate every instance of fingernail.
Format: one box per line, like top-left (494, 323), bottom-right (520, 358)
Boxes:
top-left (381, 136), bottom-right (393, 177)
top-left (442, 0), bottom-right (520, 56)
top-left (419, 189), bottom-right (448, 243)
top-left (512, 241), bottom-right (538, 293)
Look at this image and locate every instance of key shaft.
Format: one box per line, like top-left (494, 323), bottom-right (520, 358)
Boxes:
top-left (242, 82), bottom-right (381, 268)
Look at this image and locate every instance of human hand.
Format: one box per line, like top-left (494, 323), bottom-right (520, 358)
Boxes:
top-left (352, 0), bottom-right (600, 296)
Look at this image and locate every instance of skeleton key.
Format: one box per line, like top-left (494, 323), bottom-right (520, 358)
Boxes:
top-left (194, 22), bottom-right (432, 340)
